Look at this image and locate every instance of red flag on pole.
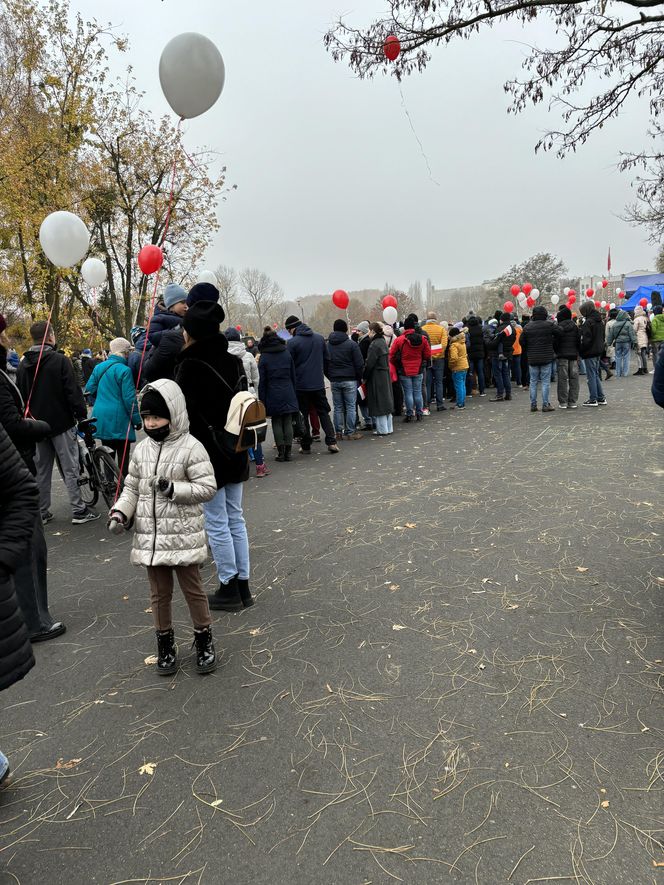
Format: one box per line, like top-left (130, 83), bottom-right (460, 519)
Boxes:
top-left (607, 246), bottom-right (611, 274)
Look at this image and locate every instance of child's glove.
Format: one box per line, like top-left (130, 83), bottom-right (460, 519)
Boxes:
top-left (149, 476), bottom-right (174, 498)
top-left (108, 511), bottom-right (126, 535)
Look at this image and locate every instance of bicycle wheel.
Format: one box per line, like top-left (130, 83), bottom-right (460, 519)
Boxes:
top-left (93, 448), bottom-right (122, 510)
top-left (79, 451), bottom-right (99, 508)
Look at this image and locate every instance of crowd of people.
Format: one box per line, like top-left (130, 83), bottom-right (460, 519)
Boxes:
top-left (1, 284), bottom-right (663, 786)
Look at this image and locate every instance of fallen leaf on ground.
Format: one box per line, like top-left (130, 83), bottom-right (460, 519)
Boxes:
top-left (405, 523), bottom-right (417, 529)
top-left (325, 683), bottom-right (333, 693)
top-left (144, 607), bottom-right (152, 614)
top-left (389, 584), bottom-right (400, 591)
top-left (392, 624), bottom-right (406, 631)
top-left (600, 800), bottom-right (610, 808)
top-left (55, 758), bottom-right (82, 770)
top-left (138, 762), bottom-right (157, 776)
top-left (210, 799), bottom-right (223, 807)
top-left (122, 595), bottom-right (129, 600)
top-left (576, 567), bottom-right (589, 573)
top-left (144, 655), bottom-right (158, 665)
top-left (249, 627), bottom-right (262, 636)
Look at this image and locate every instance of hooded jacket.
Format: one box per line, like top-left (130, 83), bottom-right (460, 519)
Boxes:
top-left (112, 379), bottom-right (217, 568)
top-left (554, 317), bottom-right (582, 360)
top-left (520, 306), bottom-right (557, 365)
top-left (485, 322), bottom-right (515, 358)
top-left (606, 310), bottom-right (637, 347)
top-left (227, 341), bottom-right (259, 392)
top-left (147, 302), bottom-right (183, 345)
top-left (466, 316), bottom-right (485, 361)
top-left (447, 334), bottom-right (469, 372)
top-left (85, 354), bottom-right (141, 441)
top-left (258, 335), bottom-right (299, 416)
top-left (633, 306), bottom-right (650, 349)
top-left (175, 334), bottom-right (250, 488)
top-left (287, 323), bottom-right (329, 391)
top-left (653, 345), bottom-right (664, 408)
top-left (0, 421), bottom-right (38, 691)
top-left (389, 329), bottom-right (431, 377)
top-left (326, 331), bottom-right (364, 383)
top-left (650, 311), bottom-right (664, 343)
top-left (142, 326), bottom-right (185, 383)
top-left (17, 345), bottom-right (87, 436)
top-left (579, 309), bottom-right (605, 358)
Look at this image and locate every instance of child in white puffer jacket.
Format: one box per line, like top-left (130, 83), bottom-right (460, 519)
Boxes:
top-left (108, 379), bottom-right (218, 676)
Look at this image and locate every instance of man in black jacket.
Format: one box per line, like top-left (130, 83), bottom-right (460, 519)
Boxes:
top-left (0, 319), bottom-right (66, 642)
top-left (0, 420), bottom-right (40, 784)
top-left (520, 305), bottom-right (558, 413)
top-left (554, 306), bottom-right (582, 409)
top-left (579, 302), bottom-right (607, 406)
top-left (17, 321), bottom-right (97, 524)
top-left (327, 319), bottom-right (363, 440)
top-left (486, 313), bottom-right (515, 402)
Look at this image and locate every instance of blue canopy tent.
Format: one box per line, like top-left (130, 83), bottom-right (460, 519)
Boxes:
top-left (623, 273), bottom-right (664, 295)
top-left (619, 285), bottom-right (661, 312)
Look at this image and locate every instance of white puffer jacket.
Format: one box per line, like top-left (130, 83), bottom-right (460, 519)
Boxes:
top-left (113, 379), bottom-right (217, 567)
top-left (633, 308), bottom-right (650, 349)
top-left (228, 341), bottom-right (259, 392)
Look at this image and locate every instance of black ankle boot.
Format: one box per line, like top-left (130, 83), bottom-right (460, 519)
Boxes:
top-left (193, 626), bottom-right (217, 673)
top-left (284, 445), bottom-right (292, 461)
top-left (275, 445), bottom-right (286, 462)
top-left (156, 628), bottom-right (177, 676)
top-left (208, 575), bottom-right (243, 612)
top-left (237, 578), bottom-right (255, 608)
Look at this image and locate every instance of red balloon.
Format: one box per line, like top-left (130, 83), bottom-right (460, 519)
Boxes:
top-left (568, 289), bottom-right (576, 298)
top-left (567, 294), bottom-right (576, 304)
top-left (526, 295), bottom-right (535, 308)
top-left (332, 289), bottom-right (349, 310)
top-left (601, 279), bottom-right (608, 288)
top-left (503, 301), bottom-right (514, 313)
top-left (272, 322), bottom-right (278, 329)
top-left (510, 284), bottom-right (521, 297)
top-left (639, 297), bottom-right (648, 307)
top-left (384, 35), bottom-right (401, 62)
top-left (382, 294), bottom-right (398, 309)
top-left (523, 282), bottom-right (533, 296)
top-left (236, 325), bottom-right (243, 332)
top-left (594, 300), bottom-right (601, 308)
top-left (138, 244), bottom-right (163, 275)
top-left (619, 291), bottom-right (625, 298)
top-left (586, 288), bottom-right (594, 298)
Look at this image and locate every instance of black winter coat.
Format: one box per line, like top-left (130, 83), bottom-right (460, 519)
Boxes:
top-left (579, 311), bottom-right (605, 358)
top-left (0, 422), bottom-right (37, 692)
top-left (326, 332), bottom-right (364, 383)
top-left (554, 320), bottom-right (581, 360)
top-left (0, 349), bottom-right (51, 474)
top-left (148, 303), bottom-right (183, 345)
top-left (175, 335), bottom-right (250, 488)
top-left (466, 317), bottom-right (486, 360)
top-left (485, 322), bottom-right (515, 358)
top-left (258, 338), bottom-right (299, 416)
top-left (17, 345), bottom-right (86, 436)
top-left (364, 336), bottom-right (394, 417)
top-left (81, 355), bottom-right (99, 384)
top-left (142, 327), bottom-right (185, 384)
top-left (520, 318), bottom-right (558, 365)
top-left (287, 324), bottom-right (329, 391)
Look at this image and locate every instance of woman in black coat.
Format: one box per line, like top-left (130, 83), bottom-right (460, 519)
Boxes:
top-left (363, 324), bottom-right (394, 435)
top-left (0, 422), bottom-right (40, 784)
top-left (175, 302), bottom-right (252, 614)
top-left (257, 328), bottom-right (298, 462)
top-left (466, 316), bottom-right (486, 395)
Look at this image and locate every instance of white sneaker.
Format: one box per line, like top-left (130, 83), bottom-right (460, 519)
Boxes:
top-left (558, 404), bottom-right (567, 409)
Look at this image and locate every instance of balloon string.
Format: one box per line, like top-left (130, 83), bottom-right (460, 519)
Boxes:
top-left (112, 119), bottom-right (183, 505)
top-left (398, 83), bottom-right (441, 187)
top-left (23, 301), bottom-right (55, 419)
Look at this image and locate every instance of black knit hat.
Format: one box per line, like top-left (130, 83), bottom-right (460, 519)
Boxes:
top-left (186, 282), bottom-right (221, 307)
top-left (285, 315), bottom-right (301, 330)
top-left (333, 319), bottom-right (348, 333)
top-left (140, 388), bottom-right (171, 420)
top-left (557, 305), bottom-right (572, 322)
top-left (183, 302), bottom-right (225, 340)
top-left (404, 317), bottom-right (416, 330)
top-left (500, 312), bottom-right (512, 323)
top-left (448, 327), bottom-right (461, 337)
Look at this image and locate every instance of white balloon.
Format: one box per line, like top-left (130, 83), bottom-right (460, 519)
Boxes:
top-left (600, 300), bottom-right (607, 308)
top-left (39, 211), bottom-right (90, 268)
top-left (159, 33), bottom-right (225, 120)
top-left (615, 288), bottom-right (622, 296)
top-left (647, 303), bottom-right (653, 311)
top-left (81, 257), bottom-right (107, 287)
top-left (531, 288), bottom-right (540, 300)
top-left (610, 303), bottom-right (616, 309)
top-left (196, 269), bottom-right (218, 287)
top-left (551, 294), bottom-right (560, 305)
top-left (563, 287), bottom-right (570, 296)
top-left (517, 292), bottom-right (527, 303)
top-left (382, 306), bottom-right (398, 324)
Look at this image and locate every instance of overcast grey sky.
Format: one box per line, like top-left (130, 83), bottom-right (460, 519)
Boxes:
top-left (74, 0), bottom-right (655, 298)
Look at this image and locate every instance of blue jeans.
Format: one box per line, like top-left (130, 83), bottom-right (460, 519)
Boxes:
top-left (427, 360), bottom-right (445, 405)
top-left (331, 380), bottom-right (358, 435)
top-left (529, 363), bottom-right (552, 406)
top-left (585, 356), bottom-right (604, 402)
top-left (491, 358), bottom-right (511, 397)
top-left (374, 414), bottom-right (393, 434)
top-left (203, 483), bottom-right (250, 583)
top-left (512, 356), bottom-right (522, 387)
top-left (452, 370), bottom-right (467, 406)
top-left (578, 358), bottom-right (586, 375)
top-left (615, 342), bottom-right (631, 376)
top-left (400, 374), bottom-right (424, 416)
top-left (468, 359), bottom-right (485, 394)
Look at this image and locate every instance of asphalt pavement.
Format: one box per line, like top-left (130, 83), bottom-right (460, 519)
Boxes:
top-left (1, 369), bottom-right (663, 885)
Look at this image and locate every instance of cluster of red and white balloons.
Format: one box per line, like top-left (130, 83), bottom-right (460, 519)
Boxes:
top-left (506, 282), bottom-right (540, 312)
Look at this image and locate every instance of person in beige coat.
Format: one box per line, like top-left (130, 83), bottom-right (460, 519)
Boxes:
top-left (109, 379), bottom-right (218, 676)
top-left (633, 306), bottom-right (651, 375)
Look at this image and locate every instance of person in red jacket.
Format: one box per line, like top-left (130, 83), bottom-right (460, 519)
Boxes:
top-left (389, 317), bottom-right (431, 421)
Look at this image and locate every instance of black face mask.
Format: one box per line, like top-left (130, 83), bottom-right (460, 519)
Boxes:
top-left (143, 424), bottom-right (170, 443)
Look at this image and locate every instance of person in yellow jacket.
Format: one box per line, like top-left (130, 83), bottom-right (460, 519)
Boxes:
top-left (421, 312), bottom-right (448, 411)
top-left (448, 327), bottom-right (469, 409)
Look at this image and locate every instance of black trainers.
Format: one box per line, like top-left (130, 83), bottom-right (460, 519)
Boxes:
top-left (156, 629), bottom-right (178, 676)
top-left (71, 509), bottom-right (101, 525)
top-left (42, 511), bottom-right (54, 524)
top-left (530, 404), bottom-right (538, 412)
top-left (237, 578), bottom-right (255, 608)
top-left (582, 400), bottom-right (598, 407)
top-left (208, 575), bottom-right (243, 612)
top-left (193, 626), bottom-right (217, 674)
top-left (597, 398), bottom-right (607, 405)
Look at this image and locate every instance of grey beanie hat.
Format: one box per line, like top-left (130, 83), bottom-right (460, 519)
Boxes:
top-left (163, 283), bottom-right (187, 309)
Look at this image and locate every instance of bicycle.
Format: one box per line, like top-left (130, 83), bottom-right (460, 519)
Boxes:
top-left (76, 418), bottom-right (122, 510)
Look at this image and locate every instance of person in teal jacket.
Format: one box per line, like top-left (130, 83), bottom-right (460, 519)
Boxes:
top-left (85, 338), bottom-right (141, 477)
